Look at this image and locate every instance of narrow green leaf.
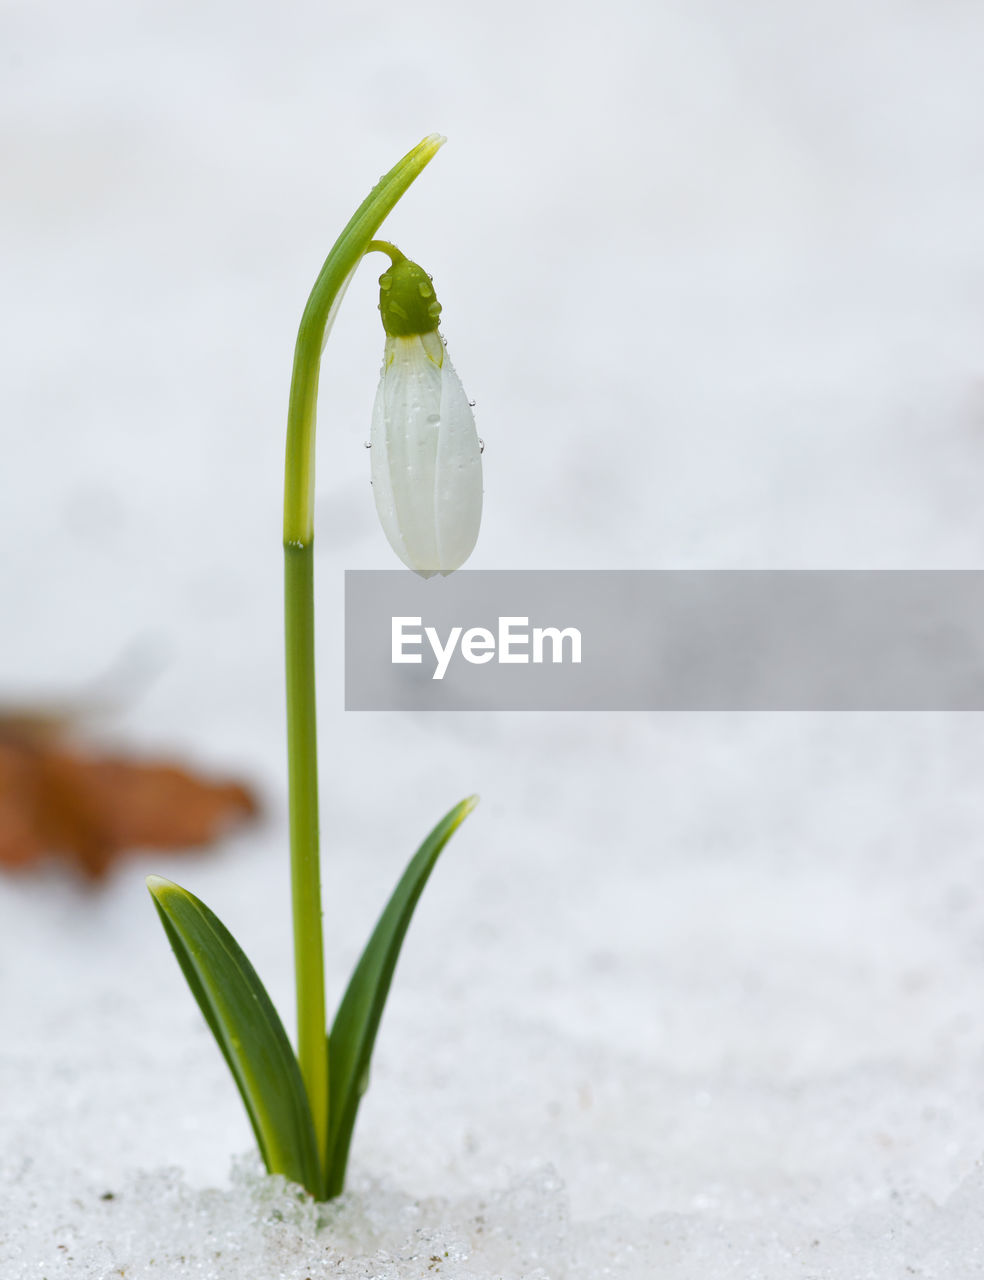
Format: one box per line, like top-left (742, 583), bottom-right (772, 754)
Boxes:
top-left (147, 876), bottom-right (321, 1195)
top-left (324, 796), bottom-right (478, 1198)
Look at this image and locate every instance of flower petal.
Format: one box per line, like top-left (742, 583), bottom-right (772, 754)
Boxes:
top-left (370, 335), bottom-right (482, 577)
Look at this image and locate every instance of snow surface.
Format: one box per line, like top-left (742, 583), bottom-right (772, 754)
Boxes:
top-left (3, 0), bottom-right (984, 1275)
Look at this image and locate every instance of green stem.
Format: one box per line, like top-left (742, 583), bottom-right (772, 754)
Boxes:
top-left (365, 239), bottom-right (405, 266)
top-left (283, 135), bottom-right (445, 545)
top-left (284, 542), bottom-right (324, 1172)
top-left (282, 133), bottom-right (445, 1189)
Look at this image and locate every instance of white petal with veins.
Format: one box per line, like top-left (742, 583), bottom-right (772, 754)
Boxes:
top-left (370, 334), bottom-right (483, 577)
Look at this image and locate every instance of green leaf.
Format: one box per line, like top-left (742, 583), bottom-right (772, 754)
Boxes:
top-left (147, 876), bottom-right (321, 1195)
top-left (324, 795), bottom-right (478, 1198)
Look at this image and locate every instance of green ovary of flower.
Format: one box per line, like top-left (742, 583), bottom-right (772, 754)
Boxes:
top-left (377, 252), bottom-right (443, 337)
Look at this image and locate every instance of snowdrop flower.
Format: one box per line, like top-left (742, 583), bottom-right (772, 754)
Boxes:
top-left (368, 244), bottom-right (482, 577)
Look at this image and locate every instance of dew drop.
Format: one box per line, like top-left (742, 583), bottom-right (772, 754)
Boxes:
top-left (417, 282), bottom-right (433, 297)
top-left (363, 441), bottom-right (372, 449)
top-left (468, 400), bottom-right (476, 407)
top-left (479, 438), bottom-right (485, 454)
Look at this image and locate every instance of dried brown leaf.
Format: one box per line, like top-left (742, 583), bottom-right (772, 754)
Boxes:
top-left (0, 713), bottom-right (259, 878)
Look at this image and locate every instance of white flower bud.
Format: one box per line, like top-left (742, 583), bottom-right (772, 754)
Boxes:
top-left (369, 254), bottom-right (482, 577)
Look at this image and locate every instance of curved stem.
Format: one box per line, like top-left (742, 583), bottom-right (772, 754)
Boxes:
top-left (284, 135), bottom-right (445, 546)
top-left (283, 134), bottom-right (445, 1189)
top-left (365, 239), bottom-right (405, 266)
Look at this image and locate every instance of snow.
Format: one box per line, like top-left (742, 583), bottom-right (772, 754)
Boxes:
top-left (3, 0), bottom-right (984, 1275)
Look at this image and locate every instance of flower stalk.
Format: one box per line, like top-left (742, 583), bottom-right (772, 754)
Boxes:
top-left (282, 134), bottom-right (446, 1175)
top-left (283, 134), bottom-right (446, 545)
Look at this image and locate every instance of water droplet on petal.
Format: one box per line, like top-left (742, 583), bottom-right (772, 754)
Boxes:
top-left (479, 438), bottom-right (485, 454)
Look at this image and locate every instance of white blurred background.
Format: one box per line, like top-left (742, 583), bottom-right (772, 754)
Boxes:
top-left (3, 0), bottom-right (984, 1273)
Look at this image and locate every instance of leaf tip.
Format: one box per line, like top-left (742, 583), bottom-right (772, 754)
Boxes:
top-left (410, 133), bottom-right (447, 168)
top-left (456, 794), bottom-right (480, 825)
top-left (146, 873), bottom-right (176, 900)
